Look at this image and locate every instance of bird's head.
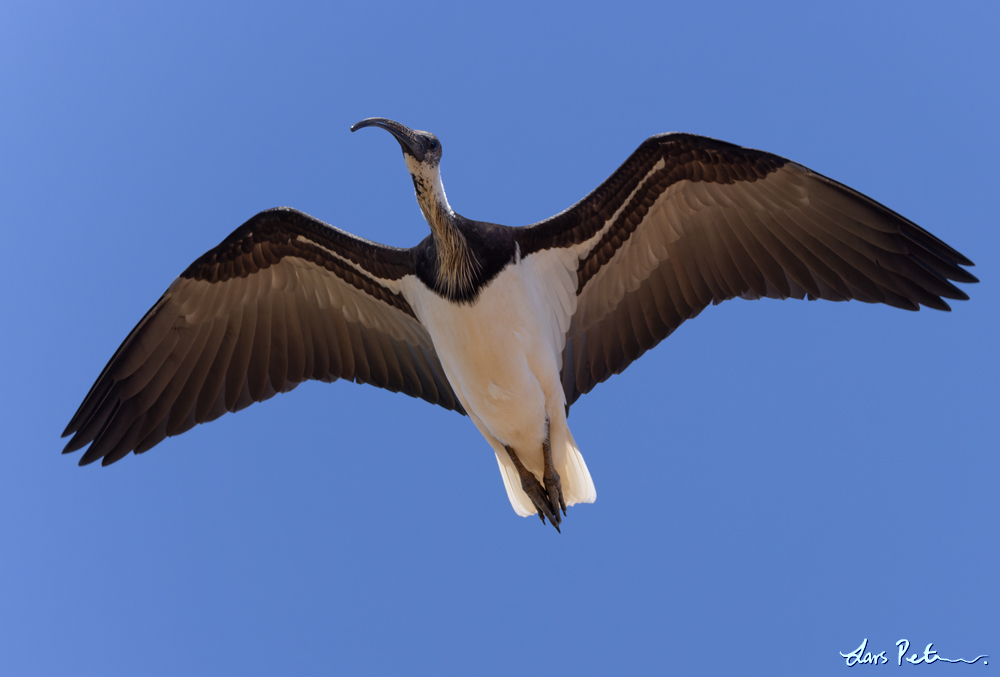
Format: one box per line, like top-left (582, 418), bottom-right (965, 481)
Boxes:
top-left (351, 117), bottom-right (442, 165)
top-left (351, 117), bottom-right (451, 224)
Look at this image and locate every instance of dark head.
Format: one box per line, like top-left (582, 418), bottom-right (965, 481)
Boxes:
top-left (351, 117), bottom-right (453, 229)
top-left (351, 118), bottom-right (443, 166)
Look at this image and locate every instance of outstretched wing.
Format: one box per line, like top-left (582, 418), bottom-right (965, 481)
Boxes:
top-left (516, 133), bottom-right (977, 407)
top-left (63, 207), bottom-right (464, 466)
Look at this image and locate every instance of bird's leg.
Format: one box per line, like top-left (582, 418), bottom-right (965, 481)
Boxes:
top-left (541, 424), bottom-right (566, 519)
top-left (504, 445), bottom-right (561, 532)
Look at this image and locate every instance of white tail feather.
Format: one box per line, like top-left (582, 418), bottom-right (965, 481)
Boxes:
top-left (560, 429), bottom-right (597, 506)
top-left (496, 453), bottom-right (536, 516)
top-left (494, 431), bottom-right (596, 517)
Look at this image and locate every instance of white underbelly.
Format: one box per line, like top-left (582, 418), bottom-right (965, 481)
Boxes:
top-left (399, 252), bottom-right (598, 515)
top-left (400, 262), bottom-right (566, 450)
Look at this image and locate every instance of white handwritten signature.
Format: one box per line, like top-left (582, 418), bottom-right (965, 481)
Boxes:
top-left (840, 638), bottom-right (988, 666)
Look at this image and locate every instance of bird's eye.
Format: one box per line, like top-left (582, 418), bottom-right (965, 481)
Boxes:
top-left (428, 139), bottom-right (439, 151)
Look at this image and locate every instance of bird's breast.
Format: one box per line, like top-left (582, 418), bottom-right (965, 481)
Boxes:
top-left (400, 260), bottom-right (569, 445)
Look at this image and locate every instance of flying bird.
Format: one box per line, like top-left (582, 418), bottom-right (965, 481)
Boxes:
top-left (62, 118), bottom-right (977, 530)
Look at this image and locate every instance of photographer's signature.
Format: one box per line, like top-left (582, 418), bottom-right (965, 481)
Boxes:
top-left (841, 638), bottom-right (987, 667)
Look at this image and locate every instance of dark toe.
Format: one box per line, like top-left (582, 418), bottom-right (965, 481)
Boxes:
top-left (521, 474), bottom-right (560, 530)
top-left (543, 469), bottom-right (566, 519)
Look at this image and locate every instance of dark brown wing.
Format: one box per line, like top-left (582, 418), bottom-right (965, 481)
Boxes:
top-left (517, 133), bottom-right (977, 407)
top-left (63, 207), bottom-right (464, 466)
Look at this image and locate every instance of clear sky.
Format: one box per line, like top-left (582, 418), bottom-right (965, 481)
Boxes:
top-left (1, 1), bottom-right (996, 674)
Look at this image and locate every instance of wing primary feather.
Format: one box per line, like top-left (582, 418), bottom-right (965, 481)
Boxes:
top-left (296, 286), bottom-right (319, 382)
top-left (307, 298), bottom-right (333, 381)
top-left (359, 324), bottom-right (389, 388)
top-left (576, 329), bottom-right (596, 398)
top-left (377, 332), bottom-right (406, 392)
top-left (144, 323), bottom-right (213, 437)
top-left (648, 264), bottom-right (686, 329)
top-left (723, 207), bottom-right (793, 298)
top-left (597, 315), bottom-right (625, 376)
top-left (661, 233), bottom-right (712, 309)
top-left (902, 233), bottom-right (980, 284)
top-left (267, 290), bottom-right (290, 396)
top-left (345, 321), bottom-right (370, 384)
top-left (114, 328), bottom-right (181, 401)
top-left (405, 342), bottom-right (438, 402)
top-left (803, 186), bottom-right (913, 254)
top-left (654, 260), bottom-right (692, 324)
top-left (902, 225), bottom-right (977, 272)
top-left (785, 202), bottom-right (938, 307)
top-left (560, 337), bottom-right (579, 406)
top-left (232, 378), bottom-right (255, 413)
top-left (626, 282), bottom-right (659, 352)
top-left (78, 400), bottom-right (130, 465)
top-left (684, 210), bottom-right (732, 300)
top-left (614, 294), bottom-right (643, 365)
top-left (327, 311), bottom-right (351, 381)
top-left (171, 317), bottom-right (230, 432)
top-left (246, 272), bottom-right (274, 402)
top-left (62, 376), bottom-right (114, 440)
top-left (734, 204), bottom-right (823, 298)
top-left (805, 170), bottom-right (975, 268)
top-left (195, 311), bottom-right (241, 423)
top-left (225, 288), bottom-right (257, 412)
top-left (710, 209), bottom-right (769, 297)
top-left (101, 413), bottom-right (150, 466)
top-left (699, 212), bottom-right (747, 298)
top-left (62, 387), bottom-right (120, 453)
top-left (635, 277), bottom-right (670, 344)
top-left (282, 279), bottom-right (307, 386)
top-left (112, 295), bottom-right (183, 381)
top-left (770, 204), bottom-right (886, 300)
top-left (135, 417), bottom-right (169, 454)
top-left (72, 321), bottom-right (200, 458)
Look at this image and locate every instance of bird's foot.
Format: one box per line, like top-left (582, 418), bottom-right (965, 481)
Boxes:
top-left (505, 444), bottom-right (564, 532)
top-left (542, 437), bottom-right (567, 519)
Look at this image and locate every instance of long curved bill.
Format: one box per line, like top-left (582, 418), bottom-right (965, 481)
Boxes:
top-left (351, 117), bottom-right (424, 160)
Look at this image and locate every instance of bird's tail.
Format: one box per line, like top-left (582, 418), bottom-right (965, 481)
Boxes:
top-left (559, 428), bottom-right (597, 508)
top-left (495, 429), bottom-right (596, 518)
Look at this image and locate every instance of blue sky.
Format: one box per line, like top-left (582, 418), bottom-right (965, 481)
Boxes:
top-left (1, 1), bottom-right (997, 674)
